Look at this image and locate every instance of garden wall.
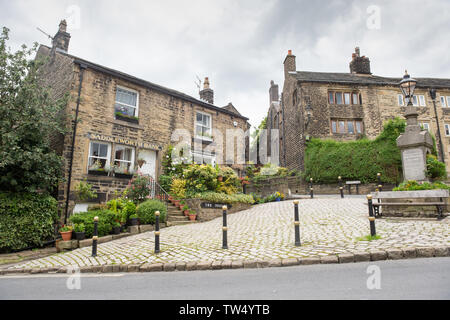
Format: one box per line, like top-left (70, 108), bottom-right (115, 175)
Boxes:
top-left (246, 176), bottom-right (395, 197)
top-left (184, 199), bottom-right (252, 222)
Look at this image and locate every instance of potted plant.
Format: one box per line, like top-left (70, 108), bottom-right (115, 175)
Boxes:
top-left (120, 212), bottom-right (127, 232)
top-left (182, 205), bottom-right (189, 216)
top-left (129, 214), bottom-right (139, 226)
top-left (112, 221), bottom-right (121, 235)
top-left (59, 225), bottom-right (73, 241)
top-left (73, 223), bottom-right (86, 240)
top-left (188, 210), bottom-right (197, 221)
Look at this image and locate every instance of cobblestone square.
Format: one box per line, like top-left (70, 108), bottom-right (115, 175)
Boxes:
top-left (8, 198), bottom-right (450, 270)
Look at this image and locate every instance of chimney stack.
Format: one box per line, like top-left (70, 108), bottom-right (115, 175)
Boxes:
top-left (52, 20), bottom-right (71, 53)
top-left (283, 50), bottom-right (296, 79)
top-left (349, 47), bottom-right (371, 74)
top-left (199, 77), bottom-right (214, 104)
top-left (269, 80), bottom-right (279, 104)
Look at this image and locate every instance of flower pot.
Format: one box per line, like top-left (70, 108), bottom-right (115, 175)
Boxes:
top-left (74, 232), bottom-right (85, 241)
top-left (188, 214), bottom-right (197, 221)
top-left (218, 176), bottom-right (223, 182)
top-left (130, 218), bottom-right (139, 226)
top-left (113, 226), bottom-right (121, 235)
top-left (60, 231), bottom-right (72, 241)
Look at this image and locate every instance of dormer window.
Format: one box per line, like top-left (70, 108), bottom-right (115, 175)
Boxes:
top-left (114, 86), bottom-right (139, 123)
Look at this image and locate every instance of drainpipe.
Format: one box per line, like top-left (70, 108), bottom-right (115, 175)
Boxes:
top-left (430, 89), bottom-right (445, 163)
top-left (64, 63), bottom-right (87, 224)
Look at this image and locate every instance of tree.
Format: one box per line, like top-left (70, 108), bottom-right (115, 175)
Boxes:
top-left (0, 27), bottom-right (68, 193)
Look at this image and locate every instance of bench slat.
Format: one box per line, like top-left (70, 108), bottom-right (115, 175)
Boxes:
top-left (373, 202), bottom-right (444, 206)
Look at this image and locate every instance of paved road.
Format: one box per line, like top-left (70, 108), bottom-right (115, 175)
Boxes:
top-left (1, 257), bottom-right (449, 300)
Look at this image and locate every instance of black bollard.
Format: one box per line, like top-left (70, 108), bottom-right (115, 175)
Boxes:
top-left (155, 211), bottom-right (160, 254)
top-left (367, 195), bottom-right (377, 237)
top-left (377, 173), bottom-right (383, 192)
top-left (92, 216), bottom-right (98, 257)
top-left (309, 178), bottom-right (314, 199)
top-left (222, 205), bottom-right (228, 249)
top-left (293, 200), bottom-right (301, 246)
top-left (338, 176), bottom-right (344, 198)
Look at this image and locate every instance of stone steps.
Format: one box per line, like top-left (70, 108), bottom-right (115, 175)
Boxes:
top-left (166, 220), bottom-right (198, 226)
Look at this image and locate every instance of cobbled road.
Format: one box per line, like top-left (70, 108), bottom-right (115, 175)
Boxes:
top-left (8, 198), bottom-right (450, 269)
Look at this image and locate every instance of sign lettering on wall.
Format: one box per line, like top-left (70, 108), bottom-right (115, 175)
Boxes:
top-left (201, 202), bottom-right (232, 209)
top-left (87, 133), bottom-right (162, 150)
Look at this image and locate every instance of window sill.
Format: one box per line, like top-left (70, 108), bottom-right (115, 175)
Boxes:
top-left (88, 170), bottom-right (109, 176)
top-left (115, 113), bottom-right (139, 124)
top-left (195, 136), bottom-right (213, 142)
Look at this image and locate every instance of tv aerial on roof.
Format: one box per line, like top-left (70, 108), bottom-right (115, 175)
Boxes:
top-left (194, 75), bottom-right (202, 91)
top-left (36, 27), bottom-right (53, 40)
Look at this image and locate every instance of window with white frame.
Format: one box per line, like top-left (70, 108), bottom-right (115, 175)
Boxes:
top-left (441, 96), bottom-right (447, 107)
top-left (420, 122), bottom-right (430, 131)
top-left (88, 142), bottom-right (111, 171)
top-left (445, 124), bottom-right (450, 136)
top-left (114, 145), bottom-right (135, 174)
top-left (192, 150), bottom-right (215, 165)
top-left (195, 112), bottom-right (212, 140)
top-left (398, 94), bottom-right (404, 106)
top-left (114, 87), bottom-right (138, 118)
top-left (419, 95), bottom-right (426, 106)
top-left (405, 95), bottom-right (418, 106)
top-left (447, 97), bottom-right (450, 109)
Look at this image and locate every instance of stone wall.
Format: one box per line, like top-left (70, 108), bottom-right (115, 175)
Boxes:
top-left (184, 199), bottom-right (252, 222)
top-left (246, 176), bottom-right (394, 197)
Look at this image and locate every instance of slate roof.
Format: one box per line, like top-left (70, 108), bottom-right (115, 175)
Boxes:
top-left (292, 71), bottom-right (450, 89)
top-left (39, 45), bottom-right (249, 120)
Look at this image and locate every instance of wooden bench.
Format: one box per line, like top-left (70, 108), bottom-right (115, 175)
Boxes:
top-left (346, 180), bottom-right (361, 194)
top-left (370, 189), bottom-right (448, 219)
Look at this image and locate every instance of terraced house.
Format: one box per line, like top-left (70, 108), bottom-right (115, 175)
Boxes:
top-left (269, 47), bottom-right (450, 175)
top-left (37, 21), bottom-right (250, 221)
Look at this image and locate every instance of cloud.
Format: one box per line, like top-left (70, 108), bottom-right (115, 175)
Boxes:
top-left (1, 0), bottom-right (449, 128)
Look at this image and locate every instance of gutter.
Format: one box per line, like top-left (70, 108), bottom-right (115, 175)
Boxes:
top-left (63, 62), bottom-right (87, 224)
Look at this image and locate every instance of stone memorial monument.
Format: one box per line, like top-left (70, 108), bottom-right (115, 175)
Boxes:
top-left (396, 106), bottom-right (433, 181)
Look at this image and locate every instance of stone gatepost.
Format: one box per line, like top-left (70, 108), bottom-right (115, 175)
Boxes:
top-left (396, 107), bottom-right (433, 181)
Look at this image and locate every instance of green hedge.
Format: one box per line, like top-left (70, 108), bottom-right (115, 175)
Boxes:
top-left (69, 210), bottom-right (116, 238)
top-left (303, 118), bottom-right (406, 184)
top-left (0, 192), bottom-right (58, 253)
top-left (136, 200), bottom-right (167, 224)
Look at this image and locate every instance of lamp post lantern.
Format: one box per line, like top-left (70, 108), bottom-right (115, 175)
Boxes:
top-left (399, 70), bottom-right (417, 106)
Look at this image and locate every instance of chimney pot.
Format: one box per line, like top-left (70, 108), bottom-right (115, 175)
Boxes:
top-left (199, 76), bottom-right (214, 104)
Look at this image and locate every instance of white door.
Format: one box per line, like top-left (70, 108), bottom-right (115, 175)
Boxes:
top-left (138, 149), bottom-right (157, 178)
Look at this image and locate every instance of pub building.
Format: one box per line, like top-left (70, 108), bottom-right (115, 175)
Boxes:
top-left (37, 20), bottom-right (250, 222)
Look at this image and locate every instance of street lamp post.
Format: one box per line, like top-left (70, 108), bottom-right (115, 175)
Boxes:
top-left (399, 70), bottom-right (417, 107)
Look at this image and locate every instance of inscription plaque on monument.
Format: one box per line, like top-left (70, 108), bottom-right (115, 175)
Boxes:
top-left (401, 147), bottom-right (426, 181)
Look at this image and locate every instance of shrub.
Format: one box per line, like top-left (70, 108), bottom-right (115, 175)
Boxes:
top-left (136, 199), bottom-right (167, 224)
top-left (0, 192), bottom-right (58, 253)
top-left (183, 164), bottom-right (219, 193)
top-left (126, 174), bottom-right (152, 203)
top-left (69, 209), bottom-right (116, 237)
top-left (158, 174), bottom-right (173, 193)
top-left (75, 180), bottom-right (97, 201)
top-left (192, 192), bottom-right (254, 204)
top-left (426, 154), bottom-right (447, 180)
top-left (393, 180), bottom-right (450, 191)
top-left (73, 223), bottom-right (85, 233)
top-left (122, 200), bottom-right (136, 221)
top-left (171, 178), bottom-right (187, 198)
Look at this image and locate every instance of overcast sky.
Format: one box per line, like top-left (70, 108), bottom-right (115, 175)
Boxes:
top-left (1, 0), bottom-right (449, 128)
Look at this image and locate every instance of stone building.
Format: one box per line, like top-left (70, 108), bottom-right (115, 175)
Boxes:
top-left (269, 47), bottom-right (450, 176)
top-left (37, 20), bottom-right (250, 221)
